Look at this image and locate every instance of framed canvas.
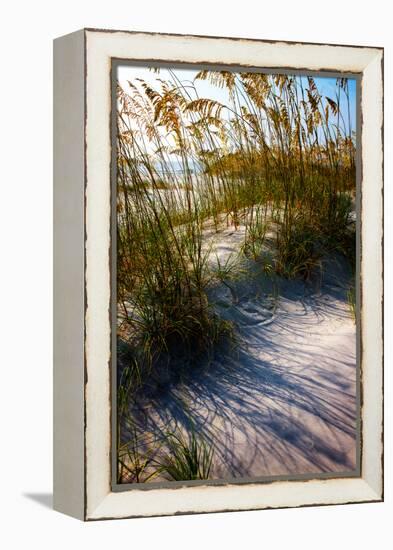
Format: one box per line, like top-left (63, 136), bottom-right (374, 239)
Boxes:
top-left (53, 28), bottom-right (384, 521)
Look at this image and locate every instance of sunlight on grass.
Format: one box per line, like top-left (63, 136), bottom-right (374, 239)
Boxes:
top-left (116, 69), bottom-right (356, 483)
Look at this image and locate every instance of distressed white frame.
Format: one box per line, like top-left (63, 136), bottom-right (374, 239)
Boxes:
top-left (53, 29), bottom-right (383, 521)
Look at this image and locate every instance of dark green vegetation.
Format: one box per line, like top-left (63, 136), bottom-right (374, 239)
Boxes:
top-left (116, 70), bottom-right (356, 483)
top-left (117, 424), bottom-right (213, 483)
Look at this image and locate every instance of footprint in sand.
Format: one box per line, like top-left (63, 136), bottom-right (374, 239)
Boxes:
top-left (235, 298), bottom-right (275, 327)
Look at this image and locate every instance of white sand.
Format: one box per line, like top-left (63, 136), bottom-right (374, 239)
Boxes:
top-left (124, 220), bottom-right (357, 479)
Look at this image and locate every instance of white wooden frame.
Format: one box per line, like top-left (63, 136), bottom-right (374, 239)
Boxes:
top-left (53, 28), bottom-right (383, 521)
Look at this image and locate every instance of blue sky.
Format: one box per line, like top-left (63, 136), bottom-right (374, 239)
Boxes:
top-left (117, 65), bottom-right (356, 136)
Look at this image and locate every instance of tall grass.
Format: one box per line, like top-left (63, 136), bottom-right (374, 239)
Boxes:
top-left (117, 423), bottom-right (214, 483)
top-left (117, 70), bottom-right (355, 343)
top-left (159, 428), bottom-right (214, 481)
top-left (117, 69), bottom-right (356, 481)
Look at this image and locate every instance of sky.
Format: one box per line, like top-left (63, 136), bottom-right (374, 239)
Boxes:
top-left (117, 64), bottom-right (357, 155)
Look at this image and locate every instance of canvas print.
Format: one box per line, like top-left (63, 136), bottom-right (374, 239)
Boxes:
top-left (114, 65), bottom-right (358, 485)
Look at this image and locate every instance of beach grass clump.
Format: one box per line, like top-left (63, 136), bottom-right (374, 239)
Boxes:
top-left (117, 182), bottom-right (233, 387)
top-left (116, 66), bottom-right (356, 391)
top-left (118, 426), bottom-right (163, 484)
top-left (118, 423), bottom-right (214, 483)
top-left (116, 68), bottom-right (356, 481)
top-left (274, 217), bottom-right (321, 279)
top-left (159, 429), bottom-right (214, 481)
top-left (242, 204), bottom-right (269, 261)
top-left (117, 70), bottom-right (355, 284)
top-left (118, 219), bottom-right (232, 382)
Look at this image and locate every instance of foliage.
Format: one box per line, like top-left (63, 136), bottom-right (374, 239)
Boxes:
top-left (116, 69), bottom-right (356, 482)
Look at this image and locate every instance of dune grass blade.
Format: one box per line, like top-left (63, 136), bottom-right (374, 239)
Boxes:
top-left (116, 69), bottom-right (356, 481)
top-left (159, 430), bottom-right (214, 481)
top-left (118, 427), bottom-right (163, 484)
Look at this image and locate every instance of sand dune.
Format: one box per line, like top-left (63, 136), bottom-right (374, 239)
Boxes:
top-left (122, 220), bottom-right (357, 480)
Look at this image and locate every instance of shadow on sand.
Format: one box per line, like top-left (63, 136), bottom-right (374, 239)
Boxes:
top-left (120, 255), bottom-right (357, 480)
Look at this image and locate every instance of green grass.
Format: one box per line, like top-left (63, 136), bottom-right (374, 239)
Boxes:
top-left (118, 427), bottom-right (163, 484)
top-left (159, 429), bottom-right (214, 481)
top-left (118, 425), bottom-right (214, 484)
top-left (116, 70), bottom-right (356, 482)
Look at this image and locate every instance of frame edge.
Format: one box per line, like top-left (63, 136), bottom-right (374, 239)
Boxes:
top-left (53, 28), bottom-right (86, 521)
